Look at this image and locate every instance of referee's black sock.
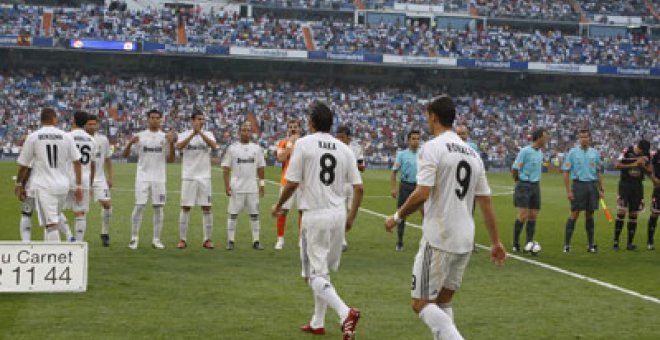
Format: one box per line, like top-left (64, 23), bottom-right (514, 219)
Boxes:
top-left (627, 217), bottom-right (638, 246)
top-left (525, 220), bottom-right (536, 244)
top-left (614, 214), bottom-right (625, 242)
top-left (585, 218), bottom-right (595, 247)
top-left (513, 219), bottom-right (524, 246)
top-left (396, 219), bottom-right (405, 246)
top-left (564, 218), bottom-right (576, 246)
top-left (648, 216), bottom-right (657, 246)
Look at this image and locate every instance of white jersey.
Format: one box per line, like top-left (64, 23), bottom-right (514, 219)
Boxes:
top-left (221, 142), bottom-right (265, 193)
top-left (93, 133), bottom-right (111, 183)
top-left (416, 131), bottom-right (491, 254)
top-left (17, 126), bottom-right (81, 195)
top-left (349, 141), bottom-right (364, 165)
top-left (286, 132), bottom-right (362, 211)
top-left (178, 130), bottom-right (215, 180)
top-left (67, 129), bottom-right (97, 189)
top-left (134, 130), bottom-right (169, 183)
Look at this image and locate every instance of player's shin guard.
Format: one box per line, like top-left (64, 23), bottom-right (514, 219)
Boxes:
top-left (627, 217), bottom-right (637, 246)
top-left (564, 218), bottom-right (576, 246)
top-left (101, 208), bottom-right (112, 235)
top-left (311, 293), bottom-right (328, 329)
top-left (276, 214), bottom-right (286, 237)
top-left (179, 210), bottom-right (190, 241)
top-left (513, 219), bottom-right (524, 246)
top-left (153, 205), bottom-right (164, 240)
top-left (203, 212), bottom-right (213, 241)
top-left (75, 216), bottom-right (86, 241)
top-left (20, 213), bottom-right (32, 242)
top-left (525, 220), bottom-right (536, 243)
top-left (249, 214), bottom-right (260, 242)
top-left (648, 215), bottom-right (657, 246)
top-left (437, 303), bottom-right (454, 322)
top-left (58, 213), bottom-right (73, 240)
top-left (419, 304), bottom-right (463, 340)
top-left (227, 214), bottom-right (238, 242)
top-left (309, 276), bottom-right (349, 321)
top-left (131, 205), bottom-right (145, 239)
top-left (585, 218), bottom-right (595, 246)
top-left (614, 213), bottom-right (625, 241)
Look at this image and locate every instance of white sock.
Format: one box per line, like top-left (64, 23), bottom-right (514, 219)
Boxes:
top-left (419, 304), bottom-right (463, 340)
top-left (20, 214), bottom-right (32, 242)
top-left (203, 212), bottom-right (213, 241)
top-left (250, 214), bottom-right (260, 242)
top-left (131, 205), bottom-right (145, 239)
top-left (101, 207), bottom-right (112, 235)
top-left (58, 213), bottom-right (73, 240)
top-left (75, 216), bottom-right (86, 241)
top-left (438, 303), bottom-right (453, 322)
top-left (46, 227), bottom-right (60, 241)
top-left (227, 215), bottom-right (237, 242)
top-left (153, 206), bottom-right (164, 240)
top-left (179, 210), bottom-right (190, 241)
top-left (310, 293), bottom-right (328, 329)
top-left (309, 276), bottom-right (349, 321)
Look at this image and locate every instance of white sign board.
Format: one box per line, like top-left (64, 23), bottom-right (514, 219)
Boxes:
top-left (0, 242), bottom-right (87, 293)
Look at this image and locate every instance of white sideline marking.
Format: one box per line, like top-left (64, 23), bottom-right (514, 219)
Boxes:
top-left (356, 208), bottom-right (659, 305)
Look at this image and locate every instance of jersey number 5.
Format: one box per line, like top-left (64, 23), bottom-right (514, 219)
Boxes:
top-left (320, 153), bottom-right (337, 186)
top-left (455, 160), bottom-right (472, 200)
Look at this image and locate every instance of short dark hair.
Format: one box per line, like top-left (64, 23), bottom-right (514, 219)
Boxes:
top-left (532, 128), bottom-right (547, 141)
top-left (426, 95), bottom-right (456, 127)
top-left (288, 119), bottom-right (301, 128)
top-left (146, 109), bottom-right (162, 118)
top-left (73, 111), bottom-right (89, 128)
top-left (40, 107), bottom-right (57, 123)
top-left (638, 139), bottom-right (651, 157)
top-left (191, 110), bottom-right (204, 120)
top-left (86, 114), bottom-right (98, 122)
top-left (309, 102), bottom-right (333, 133)
top-left (578, 129), bottom-right (590, 136)
top-left (336, 125), bottom-right (351, 136)
top-left (407, 130), bottom-right (420, 139)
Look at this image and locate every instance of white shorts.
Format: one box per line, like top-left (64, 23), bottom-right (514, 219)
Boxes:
top-left (34, 189), bottom-right (67, 227)
top-left (300, 208), bottom-right (346, 278)
top-left (280, 187), bottom-right (299, 211)
top-left (64, 188), bottom-right (91, 213)
top-left (135, 181), bottom-right (167, 206)
top-left (181, 178), bottom-right (212, 207)
top-left (93, 180), bottom-right (111, 202)
top-left (411, 238), bottom-right (471, 300)
top-left (228, 192), bottom-right (259, 215)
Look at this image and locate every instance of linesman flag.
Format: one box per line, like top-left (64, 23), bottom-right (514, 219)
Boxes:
top-left (600, 198), bottom-right (613, 223)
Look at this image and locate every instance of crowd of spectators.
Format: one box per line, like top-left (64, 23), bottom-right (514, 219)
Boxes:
top-left (581, 0), bottom-right (658, 24)
top-left (0, 5), bottom-right (657, 68)
top-left (1, 69), bottom-right (657, 169)
top-left (472, 0), bottom-right (578, 22)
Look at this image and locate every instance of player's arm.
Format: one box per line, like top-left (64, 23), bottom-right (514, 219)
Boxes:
top-left (73, 160), bottom-right (83, 202)
top-left (257, 166), bottom-right (265, 197)
top-left (385, 185), bottom-right (428, 232)
top-left (90, 160), bottom-right (96, 188)
top-left (166, 133), bottom-right (176, 163)
top-left (389, 170), bottom-right (398, 198)
top-left (346, 183), bottom-right (364, 231)
top-left (14, 165), bottom-right (30, 200)
top-left (199, 131), bottom-right (218, 150)
top-left (122, 135), bottom-right (139, 158)
top-left (273, 180), bottom-right (299, 214)
top-left (104, 156), bottom-right (113, 188)
top-left (276, 140), bottom-right (293, 162)
top-left (562, 153), bottom-right (573, 200)
top-left (476, 195), bottom-right (506, 266)
top-left (175, 131), bottom-right (196, 150)
top-left (223, 166), bottom-right (231, 196)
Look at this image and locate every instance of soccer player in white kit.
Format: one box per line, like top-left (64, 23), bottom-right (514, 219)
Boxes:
top-left (336, 125), bottom-right (365, 252)
top-left (16, 161), bottom-right (34, 241)
top-left (61, 111), bottom-right (97, 242)
top-left (272, 103), bottom-right (363, 340)
top-left (15, 108), bottom-right (82, 241)
top-left (176, 111), bottom-right (218, 249)
top-left (123, 109), bottom-right (176, 250)
top-left (222, 122), bottom-right (266, 250)
top-left (85, 114), bottom-right (114, 247)
top-left (385, 95), bottom-right (506, 340)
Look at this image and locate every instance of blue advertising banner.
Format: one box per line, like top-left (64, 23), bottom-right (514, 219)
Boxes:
top-left (652, 68), bottom-right (660, 76)
top-left (70, 39), bottom-right (137, 51)
top-left (143, 42), bottom-right (165, 51)
top-left (597, 65), bottom-right (617, 75)
top-left (308, 51), bottom-right (327, 60)
top-left (457, 59), bottom-right (475, 68)
top-left (206, 46), bottom-right (229, 55)
top-left (0, 35), bottom-right (18, 46)
top-left (510, 61), bottom-right (528, 70)
top-left (32, 37), bottom-right (53, 47)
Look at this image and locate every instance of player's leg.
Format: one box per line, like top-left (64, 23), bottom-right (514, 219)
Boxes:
top-left (199, 178), bottom-right (214, 248)
top-left (524, 184), bottom-right (541, 246)
top-left (647, 189), bottom-right (659, 250)
top-left (342, 186), bottom-right (353, 252)
top-left (248, 193), bottom-right (263, 250)
top-left (226, 192), bottom-right (242, 250)
top-left (58, 212), bottom-right (74, 241)
top-left (130, 181), bottom-right (149, 249)
top-left (36, 190), bottom-right (65, 241)
top-left (512, 182), bottom-right (530, 252)
top-left (625, 183), bottom-right (643, 250)
top-left (396, 182), bottom-right (412, 251)
top-left (19, 197), bottom-right (34, 242)
top-left (94, 183), bottom-right (112, 246)
top-left (275, 186), bottom-right (289, 249)
top-left (151, 182), bottom-right (166, 249)
top-left (564, 210), bottom-right (580, 252)
top-left (72, 188), bottom-right (90, 241)
top-left (614, 182), bottom-right (628, 250)
top-left (584, 182), bottom-right (599, 252)
top-left (178, 179), bottom-right (194, 248)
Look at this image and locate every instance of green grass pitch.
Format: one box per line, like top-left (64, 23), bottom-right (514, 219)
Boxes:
top-left (0, 161), bottom-right (658, 339)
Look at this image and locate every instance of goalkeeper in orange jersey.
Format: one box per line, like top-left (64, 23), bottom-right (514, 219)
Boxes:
top-left (561, 129), bottom-right (604, 253)
top-left (273, 119), bottom-right (302, 250)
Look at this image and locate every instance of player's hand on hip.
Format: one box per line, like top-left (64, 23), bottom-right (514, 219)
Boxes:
top-left (74, 187), bottom-right (83, 203)
top-left (384, 216), bottom-right (397, 232)
top-left (490, 242), bottom-right (507, 266)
